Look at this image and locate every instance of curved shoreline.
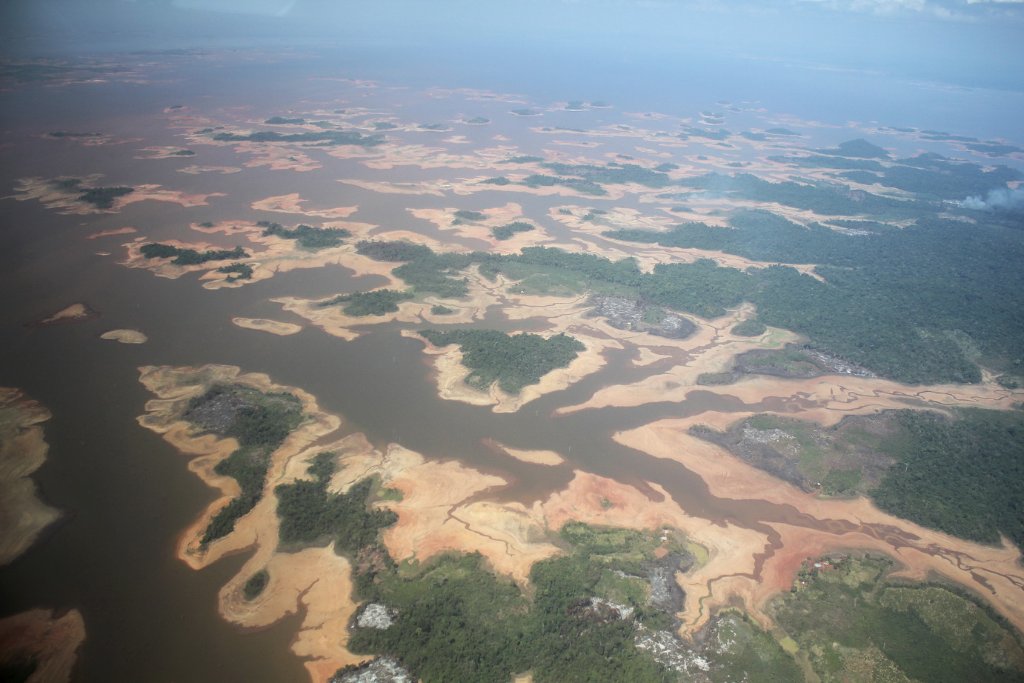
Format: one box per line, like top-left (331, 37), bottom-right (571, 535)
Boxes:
top-left (0, 388), bottom-right (60, 566)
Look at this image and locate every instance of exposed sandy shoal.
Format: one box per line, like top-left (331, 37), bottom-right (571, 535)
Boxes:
top-left (408, 204), bottom-right (554, 253)
top-left (177, 165), bottom-right (242, 175)
top-left (232, 318), bottom-right (303, 336)
top-left (0, 389), bottom-right (59, 566)
top-left (100, 328), bottom-right (147, 344)
top-left (250, 193), bottom-right (358, 218)
top-left (490, 441), bottom-right (565, 466)
top-left (612, 415), bottom-right (1024, 636)
top-left (0, 608), bottom-right (85, 683)
top-left (135, 146), bottom-right (195, 159)
top-left (87, 226), bottom-right (137, 240)
top-left (37, 303), bottom-right (97, 326)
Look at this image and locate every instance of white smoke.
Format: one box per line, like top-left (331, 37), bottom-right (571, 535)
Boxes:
top-left (960, 187), bottom-right (1024, 211)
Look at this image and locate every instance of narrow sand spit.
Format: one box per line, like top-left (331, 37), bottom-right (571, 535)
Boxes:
top-left (100, 329), bottom-right (147, 344)
top-left (489, 441), bottom-right (565, 466)
top-left (0, 609), bottom-right (85, 683)
top-left (86, 226), bottom-right (137, 240)
top-left (232, 318), bottom-right (302, 336)
top-left (0, 389), bottom-right (59, 566)
top-left (37, 303), bottom-right (97, 326)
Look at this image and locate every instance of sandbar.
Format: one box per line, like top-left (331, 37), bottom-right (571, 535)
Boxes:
top-left (0, 389), bottom-right (59, 566)
top-left (100, 328), bottom-right (147, 344)
top-left (37, 303), bottom-right (97, 326)
top-left (232, 318), bottom-right (303, 336)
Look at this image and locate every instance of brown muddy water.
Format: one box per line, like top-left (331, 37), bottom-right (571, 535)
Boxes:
top-left (0, 53), bottom-right (913, 682)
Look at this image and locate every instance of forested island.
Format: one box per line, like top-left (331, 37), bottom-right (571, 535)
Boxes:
top-left (419, 329), bottom-right (584, 394)
top-left (141, 242), bottom-right (249, 266)
top-left (258, 221), bottom-right (349, 250)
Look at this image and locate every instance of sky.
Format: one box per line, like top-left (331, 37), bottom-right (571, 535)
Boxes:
top-left (2, 0), bottom-right (1023, 93)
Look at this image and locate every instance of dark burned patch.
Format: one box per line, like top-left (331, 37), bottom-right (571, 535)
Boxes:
top-left (183, 383), bottom-right (299, 436)
top-left (588, 296), bottom-right (697, 339)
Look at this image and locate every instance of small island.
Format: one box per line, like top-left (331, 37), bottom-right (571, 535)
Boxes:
top-left (419, 329), bottom-right (585, 394)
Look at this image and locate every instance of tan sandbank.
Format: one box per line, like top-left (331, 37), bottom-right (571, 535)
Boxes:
top-left (231, 318), bottom-right (303, 336)
top-left (0, 609), bottom-right (85, 683)
top-left (100, 329), bottom-right (147, 344)
top-left (37, 303), bottom-right (97, 326)
top-left (0, 389), bottom-right (59, 566)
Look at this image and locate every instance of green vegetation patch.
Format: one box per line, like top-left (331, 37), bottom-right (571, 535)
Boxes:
top-left (243, 569), bottom-right (269, 600)
top-left (606, 209), bottom-right (1024, 383)
top-left (731, 319), bottom-right (766, 336)
top-left (217, 262), bottom-right (253, 280)
top-left (694, 407), bottom-right (1024, 546)
top-left (429, 304), bottom-right (455, 315)
top-left (491, 221), bottom-right (535, 240)
top-left (540, 161), bottom-right (674, 189)
top-left (182, 384), bottom-right (303, 545)
top-left (691, 412), bottom-right (894, 496)
top-left (349, 523), bottom-right (704, 683)
top-left (318, 289), bottom-right (414, 317)
top-left (419, 329), bottom-right (585, 394)
top-left (770, 554), bottom-right (1024, 682)
top-left (72, 184), bottom-right (135, 208)
top-left (452, 209), bottom-right (486, 223)
top-left (140, 243), bottom-right (249, 266)
top-left (871, 408), bottom-right (1024, 547)
top-left (264, 116), bottom-right (305, 124)
top-left (258, 221), bottom-right (349, 250)
top-left (275, 452), bottom-right (398, 556)
top-left (522, 174), bottom-right (607, 196)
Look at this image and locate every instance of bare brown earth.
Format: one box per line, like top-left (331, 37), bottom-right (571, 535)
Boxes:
top-left (0, 388), bottom-right (59, 566)
top-left (0, 609), bottom-right (86, 683)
